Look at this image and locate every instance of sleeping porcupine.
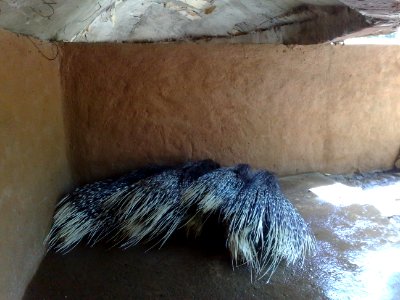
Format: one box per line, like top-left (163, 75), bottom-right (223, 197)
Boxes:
top-left (46, 160), bottom-right (315, 281)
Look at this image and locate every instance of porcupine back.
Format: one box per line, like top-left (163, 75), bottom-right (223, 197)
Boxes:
top-left (45, 164), bottom-right (171, 253)
top-left (112, 160), bottom-right (221, 248)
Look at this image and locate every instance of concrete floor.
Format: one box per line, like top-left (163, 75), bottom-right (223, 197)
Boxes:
top-left (24, 173), bottom-right (400, 300)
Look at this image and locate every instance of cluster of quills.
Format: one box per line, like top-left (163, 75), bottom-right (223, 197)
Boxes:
top-left (46, 160), bottom-right (316, 281)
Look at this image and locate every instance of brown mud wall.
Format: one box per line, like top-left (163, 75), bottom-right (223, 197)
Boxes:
top-left (61, 43), bottom-right (400, 183)
top-left (0, 30), bottom-right (72, 299)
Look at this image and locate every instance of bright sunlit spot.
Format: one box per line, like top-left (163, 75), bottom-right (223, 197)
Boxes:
top-left (310, 181), bottom-right (400, 217)
top-left (351, 246), bottom-right (400, 300)
top-left (310, 177), bottom-right (400, 299)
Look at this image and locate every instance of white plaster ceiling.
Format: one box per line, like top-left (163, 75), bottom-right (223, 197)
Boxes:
top-left (0, 0), bottom-right (398, 42)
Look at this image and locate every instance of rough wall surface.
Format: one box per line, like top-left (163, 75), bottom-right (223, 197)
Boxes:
top-left (61, 43), bottom-right (400, 183)
top-left (0, 29), bottom-right (72, 299)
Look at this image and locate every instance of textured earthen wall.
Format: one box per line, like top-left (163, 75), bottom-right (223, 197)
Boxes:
top-left (0, 29), bottom-right (72, 299)
top-left (61, 43), bottom-right (400, 182)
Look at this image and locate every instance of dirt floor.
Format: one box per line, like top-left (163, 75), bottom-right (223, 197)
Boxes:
top-left (24, 172), bottom-right (400, 300)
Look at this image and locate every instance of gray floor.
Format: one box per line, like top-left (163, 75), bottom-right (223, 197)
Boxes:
top-left (24, 173), bottom-right (400, 300)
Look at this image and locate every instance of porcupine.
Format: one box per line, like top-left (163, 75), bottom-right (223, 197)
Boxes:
top-left (181, 164), bottom-right (316, 281)
top-left (45, 164), bottom-right (172, 253)
top-left (109, 159), bottom-right (221, 249)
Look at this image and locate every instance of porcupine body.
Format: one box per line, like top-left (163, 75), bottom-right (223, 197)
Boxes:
top-left (45, 164), bottom-right (171, 253)
top-left (182, 164), bottom-right (316, 280)
top-left (111, 159), bottom-right (221, 248)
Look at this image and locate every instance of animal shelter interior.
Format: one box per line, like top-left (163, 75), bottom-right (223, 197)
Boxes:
top-left (1, 1), bottom-right (400, 299)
